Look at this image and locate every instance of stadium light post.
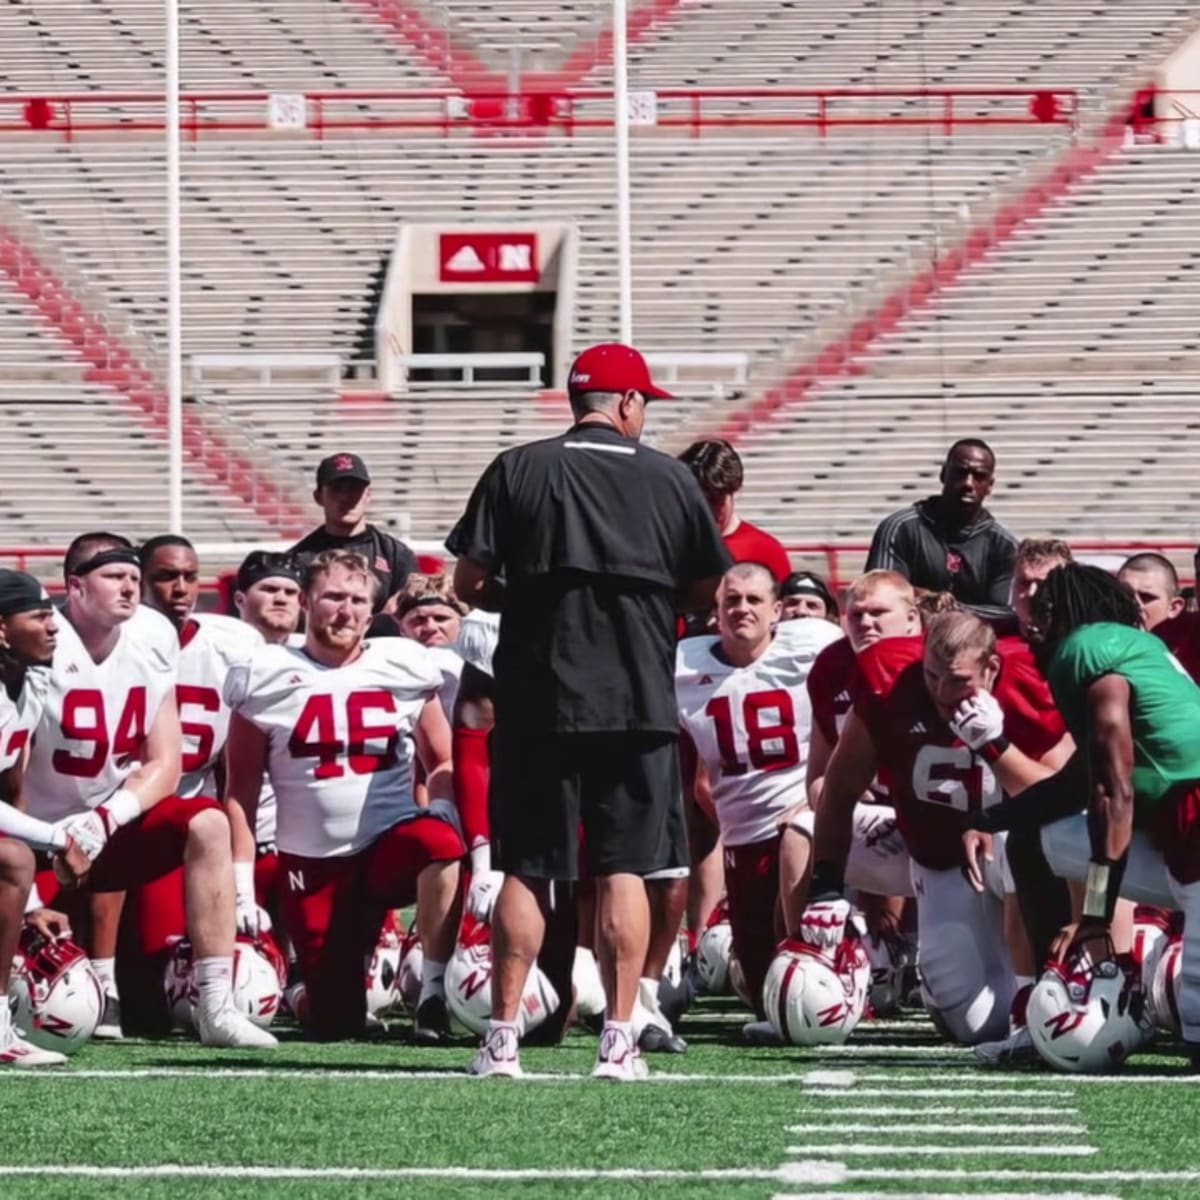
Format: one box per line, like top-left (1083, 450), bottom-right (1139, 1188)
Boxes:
top-left (166, 0), bottom-right (184, 535)
top-left (614, 0), bottom-right (633, 344)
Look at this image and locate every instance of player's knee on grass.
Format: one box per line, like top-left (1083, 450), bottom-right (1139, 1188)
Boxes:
top-left (918, 919), bottom-right (1011, 1044)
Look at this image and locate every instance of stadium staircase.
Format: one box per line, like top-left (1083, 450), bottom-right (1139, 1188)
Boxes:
top-left (0, 0), bottom-right (1197, 558)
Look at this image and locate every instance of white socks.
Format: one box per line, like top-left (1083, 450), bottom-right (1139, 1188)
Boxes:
top-left (92, 957), bottom-right (118, 998)
top-left (193, 956), bottom-right (234, 1019)
top-left (419, 959), bottom-right (446, 1006)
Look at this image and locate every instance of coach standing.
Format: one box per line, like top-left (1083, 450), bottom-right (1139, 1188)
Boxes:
top-left (447, 343), bottom-right (730, 1081)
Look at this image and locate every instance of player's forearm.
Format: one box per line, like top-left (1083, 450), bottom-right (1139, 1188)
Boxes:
top-left (810, 781), bottom-right (857, 886)
top-left (119, 752), bottom-right (182, 811)
top-left (0, 800), bottom-right (65, 852)
top-left (1088, 775), bottom-right (1134, 863)
top-left (224, 795), bottom-right (258, 864)
top-left (989, 746), bottom-right (1054, 798)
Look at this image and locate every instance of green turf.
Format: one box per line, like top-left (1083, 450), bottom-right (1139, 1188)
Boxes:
top-left (2, 999), bottom-right (1200, 1199)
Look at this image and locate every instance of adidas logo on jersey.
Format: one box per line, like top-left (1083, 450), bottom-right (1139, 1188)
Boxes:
top-left (65, 664), bottom-right (80, 674)
top-left (908, 721), bottom-right (927, 734)
top-left (287, 674), bottom-right (304, 684)
top-left (698, 675), bottom-right (713, 686)
top-left (835, 690), bottom-right (851, 703)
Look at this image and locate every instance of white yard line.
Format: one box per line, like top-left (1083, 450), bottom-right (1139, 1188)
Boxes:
top-left (848, 1166), bottom-right (1200, 1183)
top-left (0, 1163), bottom-right (847, 1184)
top-left (773, 1193), bottom-right (1121, 1200)
top-left (785, 1123), bottom-right (1087, 1136)
top-left (785, 1144), bottom-right (1097, 1159)
top-left (786, 1106), bottom-right (1071, 1117)
top-left (803, 1087), bottom-right (1074, 1099)
top-left (11, 1067), bottom-right (842, 1085)
top-left (834, 1069), bottom-right (1190, 1086)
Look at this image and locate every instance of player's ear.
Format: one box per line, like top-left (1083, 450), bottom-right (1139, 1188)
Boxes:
top-left (312, 487), bottom-right (323, 506)
top-left (985, 654), bottom-right (1001, 688)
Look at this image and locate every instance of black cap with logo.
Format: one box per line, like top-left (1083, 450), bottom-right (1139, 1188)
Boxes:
top-left (316, 453), bottom-right (370, 486)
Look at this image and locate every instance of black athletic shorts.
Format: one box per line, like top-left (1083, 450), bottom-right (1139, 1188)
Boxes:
top-left (489, 728), bottom-right (688, 880)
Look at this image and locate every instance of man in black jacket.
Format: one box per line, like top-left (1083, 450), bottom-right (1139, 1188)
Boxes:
top-left (289, 452), bottom-right (417, 612)
top-left (865, 439), bottom-right (1018, 624)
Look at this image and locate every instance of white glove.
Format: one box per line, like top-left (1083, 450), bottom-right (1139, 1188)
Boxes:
top-left (950, 690), bottom-right (1005, 750)
top-left (466, 869), bottom-right (504, 922)
top-left (798, 898), bottom-right (851, 954)
top-left (57, 811), bottom-right (108, 863)
top-left (234, 861), bottom-right (271, 937)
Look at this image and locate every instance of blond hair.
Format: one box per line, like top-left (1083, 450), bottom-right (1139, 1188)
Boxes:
top-left (396, 572), bottom-right (468, 619)
top-left (303, 549), bottom-right (382, 602)
top-left (924, 609), bottom-right (996, 669)
top-left (846, 569), bottom-right (916, 608)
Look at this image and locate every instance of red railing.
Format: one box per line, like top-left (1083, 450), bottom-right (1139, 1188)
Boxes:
top-left (0, 86), bottom-right (1080, 142)
top-left (5, 537), bottom-right (1192, 594)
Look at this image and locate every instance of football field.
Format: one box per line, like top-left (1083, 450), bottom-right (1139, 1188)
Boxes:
top-left (3, 1000), bottom-right (1200, 1200)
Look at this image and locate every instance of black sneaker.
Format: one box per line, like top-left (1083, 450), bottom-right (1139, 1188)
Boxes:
top-left (414, 994), bottom-right (450, 1044)
top-left (93, 993), bottom-right (124, 1041)
top-left (638, 1023), bottom-right (687, 1054)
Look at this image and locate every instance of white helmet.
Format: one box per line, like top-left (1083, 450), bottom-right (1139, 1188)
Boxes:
top-left (696, 918), bottom-right (733, 995)
top-left (164, 934), bottom-right (285, 1032)
top-left (397, 924), bottom-right (424, 1013)
top-left (1149, 935), bottom-right (1183, 1035)
top-left (1132, 906), bottom-right (1174, 997)
top-left (762, 936), bottom-right (870, 1046)
top-left (11, 932), bottom-right (104, 1055)
top-left (365, 927), bottom-right (405, 1019)
top-left (571, 946), bottom-right (607, 1019)
top-left (231, 935), bottom-right (285, 1030)
top-left (445, 918), bottom-right (559, 1036)
top-left (1027, 954), bottom-right (1153, 1073)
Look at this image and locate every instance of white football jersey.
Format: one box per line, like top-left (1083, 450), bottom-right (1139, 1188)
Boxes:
top-left (0, 667), bottom-right (49, 773)
top-left (676, 619), bottom-right (841, 847)
top-left (225, 638), bottom-right (443, 858)
top-left (455, 611), bottom-right (499, 679)
top-left (426, 645), bottom-right (464, 726)
top-left (176, 613), bottom-right (263, 799)
top-left (24, 604), bottom-right (179, 822)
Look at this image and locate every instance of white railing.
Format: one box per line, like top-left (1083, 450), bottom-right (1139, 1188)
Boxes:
top-left (190, 352), bottom-right (342, 387)
top-left (390, 352), bottom-right (546, 391)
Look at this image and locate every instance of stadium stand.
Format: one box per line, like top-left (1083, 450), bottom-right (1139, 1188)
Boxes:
top-left (0, 0), bottom-right (1198, 557)
top-left (733, 144), bottom-right (1200, 545)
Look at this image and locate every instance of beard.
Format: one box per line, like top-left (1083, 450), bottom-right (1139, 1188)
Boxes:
top-left (310, 620), bottom-right (362, 651)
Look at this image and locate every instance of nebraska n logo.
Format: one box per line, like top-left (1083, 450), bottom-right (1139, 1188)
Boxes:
top-left (460, 969), bottom-right (491, 1001)
top-left (1043, 1010), bottom-right (1086, 1039)
top-left (287, 869), bottom-right (306, 892)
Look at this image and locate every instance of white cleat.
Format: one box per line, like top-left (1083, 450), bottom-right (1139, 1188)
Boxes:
top-left (0, 1029), bottom-right (67, 1067)
top-left (592, 1026), bottom-right (649, 1082)
top-left (742, 1019), bottom-right (783, 1046)
top-left (972, 1024), bottom-right (1037, 1068)
top-left (469, 1024), bottom-right (523, 1078)
top-left (196, 1006), bottom-right (278, 1049)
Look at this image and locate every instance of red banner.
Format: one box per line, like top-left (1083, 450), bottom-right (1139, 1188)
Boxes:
top-left (438, 232), bottom-right (539, 283)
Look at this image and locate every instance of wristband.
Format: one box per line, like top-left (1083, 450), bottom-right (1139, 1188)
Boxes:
top-left (1082, 856), bottom-right (1126, 922)
top-left (809, 860), bottom-right (845, 902)
top-left (469, 842), bottom-right (491, 875)
top-left (980, 736), bottom-right (1011, 764)
top-left (99, 788), bottom-right (142, 832)
top-left (233, 860), bottom-right (256, 898)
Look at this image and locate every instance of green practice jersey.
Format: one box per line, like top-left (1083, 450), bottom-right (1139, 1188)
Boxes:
top-left (1045, 622), bottom-right (1200, 809)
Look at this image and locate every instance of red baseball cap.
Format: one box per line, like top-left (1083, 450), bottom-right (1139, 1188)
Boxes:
top-left (567, 343), bottom-right (673, 400)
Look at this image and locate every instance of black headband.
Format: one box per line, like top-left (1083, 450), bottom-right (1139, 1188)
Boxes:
top-left (70, 548), bottom-right (140, 577)
top-left (236, 553), bottom-right (304, 593)
top-left (0, 570), bottom-right (51, 616)
top-left (783, 578), bottom-right (824, 597)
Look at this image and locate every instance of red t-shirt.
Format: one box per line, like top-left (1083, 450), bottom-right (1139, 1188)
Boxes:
top-left (854, 635), bottom-right (1064, 871)
top-left (723, 519), bottom-right (791, 584)
top-left (1155, 611), bottom-right (1200, 684)
top-left (807, 637), bottom-right (858, 746)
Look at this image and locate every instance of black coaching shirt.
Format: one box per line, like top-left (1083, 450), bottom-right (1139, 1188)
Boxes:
top-left (446, 422), bottom-right (731, 734)
top-left (289, 523), bottom-right (418, 612)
